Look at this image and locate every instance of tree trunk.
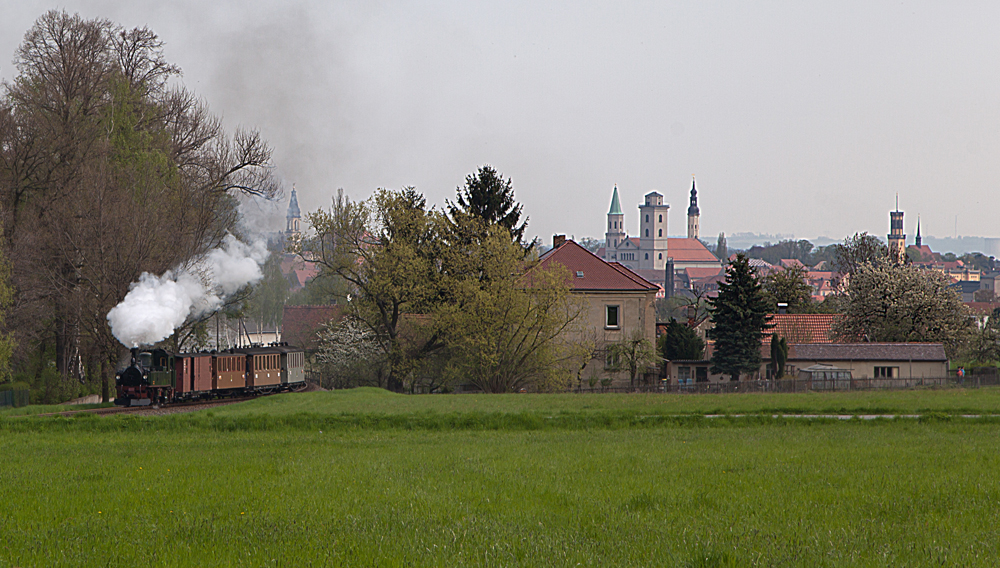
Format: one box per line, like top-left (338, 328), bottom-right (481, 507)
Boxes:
top-left (101, 359), bottom-right (109, 403)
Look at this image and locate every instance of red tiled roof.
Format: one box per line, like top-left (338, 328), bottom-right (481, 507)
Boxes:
top-left (966, 302), bottom-right (1000, 314)
top-left (684, 267), bottom-right (724, 280)
top-left (282, 304), bottom-right (343, 350)
top-left (761, 314), bottom-right (838, 345)
top-left (667, 238), bottom-right (720, 262)
top-left (780, 259), bottom-right (805, 269)
top-left (537, 240), bottom-right (659, 292)
top-left (596, 239), bottom-right (720, 264)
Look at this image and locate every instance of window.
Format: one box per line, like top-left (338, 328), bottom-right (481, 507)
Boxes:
top-left (874, 366), bottom-right (897, 378)
top-left (678, 366), bottom-right (691, 383)
top-left (645, 229), bottom-right (649, 237)
top-left (605, 350), bottom-right (621, 369)
top-left (644, 253), bottom-right (649, 260)
top-left (645, 214), bottom-right (649, 222)
top-left (606, 305), bottom-right (620, 328)
top-left (658, 253), bottom-right (663, 259)
top-left (658, 229), bottom-right (662, 237)
top-left (659, 214), bottom-right (662, 222)
top-left (576, 271), bottom-right (584, 278)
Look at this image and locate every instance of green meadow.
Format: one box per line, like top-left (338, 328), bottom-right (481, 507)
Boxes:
top-left (4, 389), bottom-right (1000, 566)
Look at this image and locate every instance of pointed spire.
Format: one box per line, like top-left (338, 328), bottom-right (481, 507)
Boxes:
top-left (915, 215), bottom-right (922, 248)
top-left (687, 175), bottom-right (700, 216)
top-left (608, 184), bottom-right (623, 215)
top-left (287, 184), bottom-right (300, 218)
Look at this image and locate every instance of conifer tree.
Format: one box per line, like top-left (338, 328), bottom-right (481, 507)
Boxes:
top-left (707, 253), bottom-right (773, 381)
top-left (447, 165), bottom-right (527, 244)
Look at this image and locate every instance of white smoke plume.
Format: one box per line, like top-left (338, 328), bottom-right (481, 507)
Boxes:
top-left (107, 234), bottom-right (270, 347)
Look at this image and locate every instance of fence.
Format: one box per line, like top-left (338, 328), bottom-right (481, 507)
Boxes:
top-left (574, 370), bottom-right (1000, 395)
top-left (0, 389), bottom-right (30, 408)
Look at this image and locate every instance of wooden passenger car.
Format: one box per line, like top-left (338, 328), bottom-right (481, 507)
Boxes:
top-left (241, 347), bottom-right (283, 388)
top-left (277, 346), bottom-right (306, 386)
top-left (214, 352), bottom-right (246, 390)
top-left (175, 352), bottom-right (214, 395)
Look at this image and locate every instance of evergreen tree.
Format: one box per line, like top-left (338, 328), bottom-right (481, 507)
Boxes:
top-left (715, 232), bottom-right (729, 262)
top-left (447, 165), bottom-right (527, 244)
top-left (769, 333), bottom-right (788, 379)
top-left (707, 253), bottom-right (773, 381)
top-left (658, 318), bottom-right (706, 361)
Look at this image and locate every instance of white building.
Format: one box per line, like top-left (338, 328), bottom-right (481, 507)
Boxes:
top-left (599, 179), bottom-right (719, 280)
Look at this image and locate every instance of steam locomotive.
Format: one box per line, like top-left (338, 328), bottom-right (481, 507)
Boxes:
top-left (115, 344), bottom-right (306, 406)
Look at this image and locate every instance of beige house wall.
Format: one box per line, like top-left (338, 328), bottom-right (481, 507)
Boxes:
top-left (567, 289), bottom-right (658, 388)
top-left (785, 360), bottom-right (948, 379)
top-left (665, 358), bottom-right (949, 386)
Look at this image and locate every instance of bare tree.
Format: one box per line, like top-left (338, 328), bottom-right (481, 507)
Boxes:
top-left (0, 11), bottom-right (278, 401)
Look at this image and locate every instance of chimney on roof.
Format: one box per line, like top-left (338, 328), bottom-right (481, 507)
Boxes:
top-left (553, 234), bottom-right (566, 248)
top-left (777, 302), bottom-right (788, 315)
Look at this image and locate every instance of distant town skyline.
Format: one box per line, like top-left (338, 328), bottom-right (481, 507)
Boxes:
top-left (3, 2), bottom-right (999, 246)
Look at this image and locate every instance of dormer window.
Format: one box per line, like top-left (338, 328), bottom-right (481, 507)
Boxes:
top-left (576, 271), bottom-right (584, 278)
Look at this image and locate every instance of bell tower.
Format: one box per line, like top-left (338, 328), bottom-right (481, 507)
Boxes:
top-left (888, 195), bottom-right (905, 265)
top-left (639, 191), bottom-right (669, 270)
top-left (687, 175), bottom-right (700, 239)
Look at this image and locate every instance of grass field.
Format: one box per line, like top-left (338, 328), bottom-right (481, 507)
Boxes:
top-left (4, 389), bottom-right (1000, 566)
top-left (203, 386), bottom-right (1000, 417)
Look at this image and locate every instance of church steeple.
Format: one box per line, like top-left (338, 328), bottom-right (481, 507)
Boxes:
top-left (686, 175), bottom-right (700, 239)
top-left (915, 215), bottom-right (922, 248)
top-left (285, 185), bottom-right (302, 245)
top-left (605, 184), bottom-right (626, 250)
top-left (608, 184), bottom-right (623, 215)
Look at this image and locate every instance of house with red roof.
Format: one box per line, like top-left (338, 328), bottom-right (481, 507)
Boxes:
top-left (539, 237), bottom-right (660, 388)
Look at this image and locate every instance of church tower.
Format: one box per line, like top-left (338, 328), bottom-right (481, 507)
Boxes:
top-left (915, 216), bottom-right (922, 248)
top-left (638, 191), bottom-right (669, 270)
top-left (888, 195), bottom-right (905, 264)
top-left (605, 185), bottom-right (626, 249)
top-left (285, 185), bottom-right (302, 244)
top-left (687, 176), bottom-right (700, 239)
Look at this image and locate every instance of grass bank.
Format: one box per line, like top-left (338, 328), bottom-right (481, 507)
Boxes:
top-left (2, 422), bottom-right (999, 566)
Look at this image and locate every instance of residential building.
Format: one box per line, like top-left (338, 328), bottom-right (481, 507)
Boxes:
top-left (666, 342), bottom-right (948, 385)
top-left (539, 237), bottom-right (659, 387)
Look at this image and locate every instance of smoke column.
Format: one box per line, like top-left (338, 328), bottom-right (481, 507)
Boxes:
top-left (107, 234), bottom-right (269, 348)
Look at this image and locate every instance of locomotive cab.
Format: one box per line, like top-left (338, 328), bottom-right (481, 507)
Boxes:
top-left (115, 348), bottom-right (175, 406)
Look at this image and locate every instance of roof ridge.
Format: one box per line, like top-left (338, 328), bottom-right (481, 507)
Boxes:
top-left (606, 262), bottom-right (660, 290)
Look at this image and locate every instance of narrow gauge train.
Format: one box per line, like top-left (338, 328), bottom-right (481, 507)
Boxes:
top-left (115, 344), bottom-right (306, 406)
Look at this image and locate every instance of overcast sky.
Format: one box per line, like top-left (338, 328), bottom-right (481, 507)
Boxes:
top-left (3, 1), bottom-right (999, 245)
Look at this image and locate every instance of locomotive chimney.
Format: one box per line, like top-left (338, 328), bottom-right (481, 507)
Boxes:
top-left (130, 347), bottom-right (138, 366)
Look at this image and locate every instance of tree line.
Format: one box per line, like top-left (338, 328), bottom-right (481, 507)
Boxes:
top-left (0, 11), bottom-right (278, 401)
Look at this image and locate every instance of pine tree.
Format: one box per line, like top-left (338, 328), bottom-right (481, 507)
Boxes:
top-left (707, 253), bottom-right (773, 381)
top-left (716, 232), bottom-right (728, 262)
top-left (658, 318), bottom-right (706, 361)
top-left (770, 333), bottom-right (788, 379)
top-left (447, 165), bottom-right (527, 244)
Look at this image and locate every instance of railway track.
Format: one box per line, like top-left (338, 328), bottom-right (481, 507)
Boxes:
top-left (26, 395), bottom-right (262, 418)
